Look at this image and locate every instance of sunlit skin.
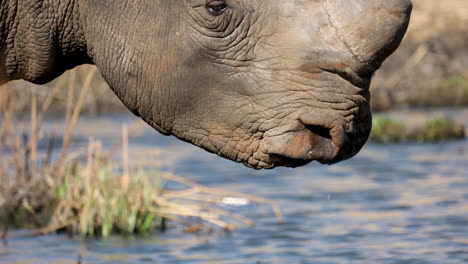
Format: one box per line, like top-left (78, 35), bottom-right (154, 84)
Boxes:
top-left (0, 0), bottom-right (412, 169)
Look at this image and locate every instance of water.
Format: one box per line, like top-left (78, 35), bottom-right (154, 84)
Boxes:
top-left (1, 114), bottom-right (467, 264)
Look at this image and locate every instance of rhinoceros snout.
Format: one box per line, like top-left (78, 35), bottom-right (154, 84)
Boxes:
top-left (263, 113), bottom-right (366, 168)
top-left (266, 126), bottom-right (337, 168)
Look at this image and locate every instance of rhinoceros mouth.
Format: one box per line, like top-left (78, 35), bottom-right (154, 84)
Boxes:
top-left (297, 61), bottom-right (375, 92)
top-left (261, 111), bottom-right (348, 168)
top-left (318, 64), bottom-right (376, 90)
top-left (262, 111), bottom-right (370, 168)
top-left (255, 66), bottom-right (373, 169)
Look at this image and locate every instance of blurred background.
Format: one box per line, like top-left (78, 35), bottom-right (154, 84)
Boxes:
top-left (3, 0), bottom-right (468, 115)
top-left (1, 0), bottom-right (467, 263)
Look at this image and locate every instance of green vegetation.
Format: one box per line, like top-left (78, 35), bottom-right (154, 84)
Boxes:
top-left (404, 75), bottom-right (468, 107)
top-left (370, 117), bottom-right (408, 143)
top-left (370, 116), bottom-right (465, 143)
top-left (424, 118), bottom-right (465, 142)
top-left (53, 158), bottom-right (164, 237)
top-left (0, 82), bottom-right (282, 239)
top-left (442, 75), bottom-right (468, 91)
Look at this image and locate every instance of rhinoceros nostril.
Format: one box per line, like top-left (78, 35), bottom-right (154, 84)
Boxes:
top-left (265, 121), bottom-right (341, 167)
top-left (305, 124), bottom-right (332, 140)
top-left (354, 64), bottom-right (378, 80)
top-left (269, 153), bottom-right (311, 168)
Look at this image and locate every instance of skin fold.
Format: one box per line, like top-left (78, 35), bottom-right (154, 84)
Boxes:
top-left (0, 0), bottom-right (412, 169)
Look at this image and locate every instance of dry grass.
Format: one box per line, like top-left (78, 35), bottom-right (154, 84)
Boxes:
top-left (0, 78), bottom-right (282, 239)
top-left (34, 134), bottom-right (282, 237)
top-left (409, 0), bottom-right (468, 42)
top-left (0, 0), bottom-right (464, 240)
top-left (5, 65), bottom-right (126, 117)
top-left (372, 0), bottom-right (468, 110)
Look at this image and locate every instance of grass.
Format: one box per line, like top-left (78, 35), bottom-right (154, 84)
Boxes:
top-left (370, 116), bottom-right (465, 143)
top-left (424, 118), bottom-right (465, 142)
top-left (0, 78), bottom-right (282, 239)
top-left (39, 135), bottom-right (283, 237)
top-left (50, 141), bottom-right (164, 237)
top-left (405, 75), bottom-right (468, 107)
top-left (370, 117), bottom-right (408, 143)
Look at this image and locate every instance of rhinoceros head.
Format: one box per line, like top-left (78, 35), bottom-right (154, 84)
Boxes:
top-left (82, 0), bottom-right (412, 169)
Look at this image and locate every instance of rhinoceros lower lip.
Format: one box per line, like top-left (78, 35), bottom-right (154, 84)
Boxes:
top-left (266, 127), bottom-right (340, 167)
top-left (263, 116), bottom-right (347, 167)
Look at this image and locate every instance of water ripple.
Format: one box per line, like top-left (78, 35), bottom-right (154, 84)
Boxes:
top-left (2, 116), bottom-right (467, 264)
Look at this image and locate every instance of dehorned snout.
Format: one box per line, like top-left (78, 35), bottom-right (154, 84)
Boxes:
top-left (323, 0), bottom-right (412, 68)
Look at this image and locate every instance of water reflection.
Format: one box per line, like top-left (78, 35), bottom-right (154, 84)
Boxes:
top-left (1, 115), bottom-right (467, 264)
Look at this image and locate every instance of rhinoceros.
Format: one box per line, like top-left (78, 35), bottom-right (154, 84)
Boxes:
top-left (0, 0), bottom-right (412, 169)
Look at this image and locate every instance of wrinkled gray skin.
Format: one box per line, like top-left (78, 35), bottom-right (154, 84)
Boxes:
top-left (0, 0), bottom-right (412, 169)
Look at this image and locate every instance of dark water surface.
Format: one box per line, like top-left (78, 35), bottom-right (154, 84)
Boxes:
top-left (1, 114), bottom-right (467, 264)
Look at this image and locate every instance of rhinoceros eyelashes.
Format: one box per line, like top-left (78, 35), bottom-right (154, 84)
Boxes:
top-left (206, 1), bottom-right (228, 16)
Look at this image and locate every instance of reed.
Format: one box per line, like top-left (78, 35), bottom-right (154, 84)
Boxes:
top-left (4, 65), bottom-right (126, 117)
top-left (0, 73), bottom-right (282, 238)
top-left (35, 128), bottom-right (283, 237)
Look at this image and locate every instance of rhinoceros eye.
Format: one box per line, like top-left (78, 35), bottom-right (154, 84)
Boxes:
top-left (206, 1), bottom-right (228, 16)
